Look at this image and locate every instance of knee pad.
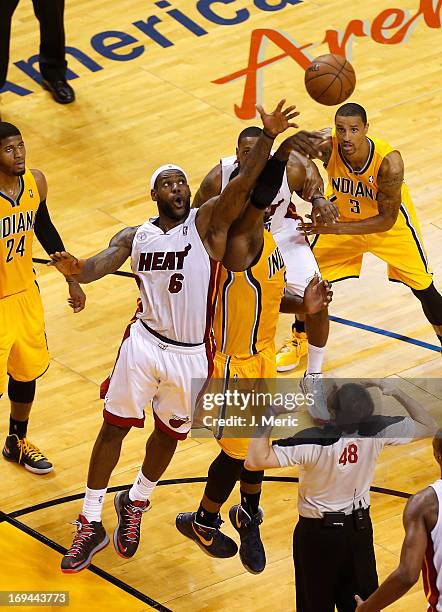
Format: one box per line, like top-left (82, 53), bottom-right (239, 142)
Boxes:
top-left (240, 466), bottom-right (264, 485)
top-left (205, 450), bottom-right (244, 504)
top-left (411, 283), bottom-right (442, 325)
top-left (8, 377), bottom-right (36, 403)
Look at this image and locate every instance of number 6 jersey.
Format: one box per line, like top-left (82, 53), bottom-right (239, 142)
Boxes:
top-left (131, 209), bottom-right (220, 345)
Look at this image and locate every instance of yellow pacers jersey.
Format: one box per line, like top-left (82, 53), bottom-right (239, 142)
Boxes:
top-left (0, 168), bottom-right (40, 299)
top-left (325, 133), bottom-right (416, 223)
top-left (213, 230), bottom-right (285, 358)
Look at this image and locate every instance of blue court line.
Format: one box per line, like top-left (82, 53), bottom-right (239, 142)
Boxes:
top-left (31, 258), bottom-right (441, 354)
top-left (329, 315), bottom-right (441, 353)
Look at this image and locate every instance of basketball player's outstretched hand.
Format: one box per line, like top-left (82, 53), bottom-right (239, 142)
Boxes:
top-left (285, 130), bottom-right (328, 159)
top-left (48, 251), bottom-right (84, 277)
top-left (303, 274), bottom-right (333, 314)
top-left (354, 595), bottom-right (366, 610)
top-left (310, 197), bottom-right (340, 224)
top-left (256, 99), bottom-right (299, 138)
top-left (67, 281), bottom-right (86, 313)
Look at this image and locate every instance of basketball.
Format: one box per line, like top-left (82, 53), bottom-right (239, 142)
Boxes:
top-left (304, 54), bottom-right (356, 106)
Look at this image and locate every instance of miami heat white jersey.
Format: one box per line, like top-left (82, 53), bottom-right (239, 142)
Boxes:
top-left (220, 154), bottom-right (299, 234)
top-left (425, 480), bottom-right (442, 611)
top-left (131, 209), bottom-right (218, 344)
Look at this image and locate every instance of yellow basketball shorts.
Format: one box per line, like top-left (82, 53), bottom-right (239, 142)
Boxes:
top-left (212, 344), bottom-right (277, 460)
top-left (0, 283), bottom-right (49, 395)
top-left (311, 207), bottom-right (433, 291)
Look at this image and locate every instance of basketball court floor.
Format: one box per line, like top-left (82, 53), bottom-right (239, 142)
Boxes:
top-left (0, 0), bottom-right (441, 609)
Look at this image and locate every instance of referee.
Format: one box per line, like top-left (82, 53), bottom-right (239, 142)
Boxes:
top-left (245, 380), bottom-right (437, 612)
top-left (0, 0), bottom-right (75, 104)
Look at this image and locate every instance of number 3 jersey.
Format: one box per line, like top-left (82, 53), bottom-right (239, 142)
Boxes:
top-left (0, 168), bottom-right (41, 299)
top-left (325, 132), bottom-right (418, 226)
top-left (131, 209), bottom-right (220, 345)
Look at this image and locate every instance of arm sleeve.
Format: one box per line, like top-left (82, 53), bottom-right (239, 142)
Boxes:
top-left (250, 157), bottom-right (288, 210)
top-left (34, 200), bottom-right (65, 255)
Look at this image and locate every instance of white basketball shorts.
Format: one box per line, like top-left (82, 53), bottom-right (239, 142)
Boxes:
top-left (273, 217), bottom-right (320, 297)
top-left (102, 319), bottom-right (211, 439)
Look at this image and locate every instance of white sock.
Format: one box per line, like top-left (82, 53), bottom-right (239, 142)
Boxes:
top-left (129, 469), bottom-right (158, 503)
top-left (306, 344), bottom-right (325, 375)
top-left (82, 486), bottom-right (107, 523)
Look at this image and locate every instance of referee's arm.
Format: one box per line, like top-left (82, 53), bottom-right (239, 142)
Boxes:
top-left (245, 420), bottom-right (281, 470)
top-left (390, 387), bottom-right (438, 437)
top-left (245, 415), bottom-right (314, 470)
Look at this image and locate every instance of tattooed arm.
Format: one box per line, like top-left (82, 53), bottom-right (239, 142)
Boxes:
top-left (375, 151), bottom-right (403, 228)
top-left (49, 226), bottom-right (139, 283)
top-left (300, 151), bottom-right (403, 236)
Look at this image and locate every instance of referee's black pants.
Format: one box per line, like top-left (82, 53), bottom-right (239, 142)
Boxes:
top-left (293, 513), bottom-right (379, 612)
top-left (0, 0), bottom-right (67, 89)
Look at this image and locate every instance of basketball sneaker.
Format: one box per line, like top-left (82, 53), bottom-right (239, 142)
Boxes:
top-left (61, 515), bottom-right (109, 573)
top-left (175, 512), bottom-right (238, 558)
top-left (2, 434), bottom-right (53, 474)
top-left (276, 331), bottom-right (308, 372)
top-left (300, 372), bottom-right (331, 424)
top-left (113, 490), bottom-right (150, 558)
top-left (229, 504), bottom-right (266, 574)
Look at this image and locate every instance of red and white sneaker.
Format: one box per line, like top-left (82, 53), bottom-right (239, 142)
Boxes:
top-left (61, 515), bottom-right (109, 573)
top-left (113, 491), bottom-right (150, 558)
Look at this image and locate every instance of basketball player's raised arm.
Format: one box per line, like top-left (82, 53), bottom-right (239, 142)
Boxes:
top-left (355, 490), bottom-right (434, 611)
top-left (49, 226), bottom-right (138, 283)
top-left (196, 100), bottom-right (299, 260)
top-left (192, 164), bottom-right (221, 208)
top-left (222, 132), bottom-right (314, 270)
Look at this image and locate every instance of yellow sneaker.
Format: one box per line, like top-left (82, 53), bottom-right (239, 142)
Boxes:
top-left (276, 331), bottom-right (308, 372)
